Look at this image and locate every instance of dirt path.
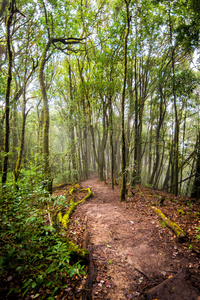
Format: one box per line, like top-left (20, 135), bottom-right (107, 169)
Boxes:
top-left (77, 178), bottom-right (200, 299)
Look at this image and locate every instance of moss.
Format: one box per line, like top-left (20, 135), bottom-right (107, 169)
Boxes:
top-left (57, 211), bottom-right (62, 223)
top-left (152, 206), bottom-right (187, 241)
top-left (68, 240), bottom-right (89, 257)
top-left (58, 188), bottom-right (92, 230)
top-left (56, 188), bottom-right (92, 263)
top-left (177, 209), bottom-right (186, 215)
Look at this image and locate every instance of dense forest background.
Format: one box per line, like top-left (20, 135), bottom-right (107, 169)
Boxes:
top-left (1, 0), bottom-right (200, 199)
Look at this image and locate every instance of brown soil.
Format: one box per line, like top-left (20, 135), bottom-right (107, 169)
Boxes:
top-left (68, 177), bottom-right (200, 300)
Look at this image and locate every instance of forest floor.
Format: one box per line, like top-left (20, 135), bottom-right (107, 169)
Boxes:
top-left (57, 177), bottom-right (200, 300)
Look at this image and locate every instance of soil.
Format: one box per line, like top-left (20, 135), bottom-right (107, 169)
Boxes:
top-left (67, 177), bottom-right (200, 300)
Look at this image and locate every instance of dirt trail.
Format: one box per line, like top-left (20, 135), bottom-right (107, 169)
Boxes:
top-left (78, 178), bottom-right (200, 300)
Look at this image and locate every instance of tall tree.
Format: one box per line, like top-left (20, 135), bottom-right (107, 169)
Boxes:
top-left (121, 0), bottom-right (131, 201)
top-left (2, 0), bottom-right (25, 186)
top-left (38, 0), bottom-right (85, 192)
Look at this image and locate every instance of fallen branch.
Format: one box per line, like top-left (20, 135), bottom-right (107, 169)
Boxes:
top-left (134, 266), bottom-right (153, 281)
top-left (152, 206), bottom-right (187, 241)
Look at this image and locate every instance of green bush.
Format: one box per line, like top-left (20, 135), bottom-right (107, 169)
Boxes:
top-left (0, 179), bottom-right (85, 299)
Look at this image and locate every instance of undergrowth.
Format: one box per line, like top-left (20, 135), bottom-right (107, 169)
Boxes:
top-left (0, 174), bottom-right (86, 299)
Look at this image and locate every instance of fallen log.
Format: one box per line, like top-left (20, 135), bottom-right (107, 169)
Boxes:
top-left (152, 206), bottom-right (187, 241)
top-left (58, 188), bottom-right (92, 229)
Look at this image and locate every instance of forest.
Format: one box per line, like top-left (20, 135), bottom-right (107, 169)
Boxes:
top-left (0, 0), bottom-right (200, 299)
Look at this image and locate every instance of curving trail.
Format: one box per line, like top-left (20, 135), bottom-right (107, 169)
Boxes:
top-left (78, 178), bottom-right (200, 300)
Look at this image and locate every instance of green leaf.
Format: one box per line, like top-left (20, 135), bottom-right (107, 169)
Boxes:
top-left (32, 282), bottom-right (37, 289)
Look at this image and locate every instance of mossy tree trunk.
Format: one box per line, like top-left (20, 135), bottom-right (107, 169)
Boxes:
top-left (168, 1), bottom-right (179, 196)
top-left (68, 58), bottom-right (78, 182)
top-left (121, 0), bottom-right (131, 201)
top-left (39, 40), bottom-right (52, 192)
top-left (2, 0), bottom-right (14, 186)
top-left (38, 4), bottom-right (85, 190)
top-left (14, 58), bottom-right (38, 183)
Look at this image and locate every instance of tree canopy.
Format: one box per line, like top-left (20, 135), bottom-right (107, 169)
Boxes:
top-left (0, 0), bottom-right (200, 195)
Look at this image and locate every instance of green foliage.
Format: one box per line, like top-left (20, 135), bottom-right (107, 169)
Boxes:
top-left (189, 244), bottom-right (193, 251)
top-left (0, 178), bottom-right (86, 298)
top-left (195, 227), bottom-right (200, 240)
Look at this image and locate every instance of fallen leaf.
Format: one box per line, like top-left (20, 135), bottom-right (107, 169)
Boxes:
top-left (96, 276), bottom-right (101, 282)
top-left (7, 276), bottom-right (12, 282)
top-left (105, 280), bottom-right (111, 288)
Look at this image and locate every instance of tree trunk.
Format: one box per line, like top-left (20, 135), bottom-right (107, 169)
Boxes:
top-left (121, 0), bottom-right (131, 201)
top-left (149, 88), bottom-right (166, 187)
top-left (191, 132), bottom-right (200, 199)
top-left (99, 100), bottom-right (108, 181)
top-left (2, 0), bottom-right (14, 186)
top-left (168, 2), bottom-right (179, 196)
top-left (39, 40), bottom-right (52, 193)
top-left (109, 96), bottom-right (114, 189)
top-left (68, 58), bottom-right (78, 182)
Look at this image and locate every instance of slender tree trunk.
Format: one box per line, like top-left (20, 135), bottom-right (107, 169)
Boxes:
top-left (168, 2), bottom-right (179, 196)
top-left (163, 147), bottom-right (173, 191)
top-left (121, 0), bottom-right (131, 201)
top-left (180, 111), bottom-right (187, 190)
top-left (39, 40), bottom-right (52, 192)
top-left (83, 128), bottom-right (89, 179)
top-left (148, 100), bottom-right (153, 182)
top-left (14, 88), bottom-right (26, 182)
top-left (149, 90), bottom-right (166, 186)
top-left (2, 0), bottom-right (14, 186)
top-left (11, 101), bottom-right (18, 171)
top-left (68, 58), bottom-right (77, 182)
top-left (14, 46), bottom-right (37, 183)
top-left (155, 138), bottom-right (165, 188)
top-left (131, 15), bottom-right (139, 188)
top-left (109, 96), bottom-right (114, 189)
top-left (191, 132), bottom-right (200, 199)
top-left (99, 100), bottom-right (108, 181)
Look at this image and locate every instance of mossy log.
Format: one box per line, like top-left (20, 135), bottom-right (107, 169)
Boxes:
top-left (67, 240), bottom-right (89, 262)
top-left (58, 188), bottom-right (92, 230)
top-left (58, 188), bottom-right (92, 262)
top-left (152, 206), bottom-right (187, 241)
